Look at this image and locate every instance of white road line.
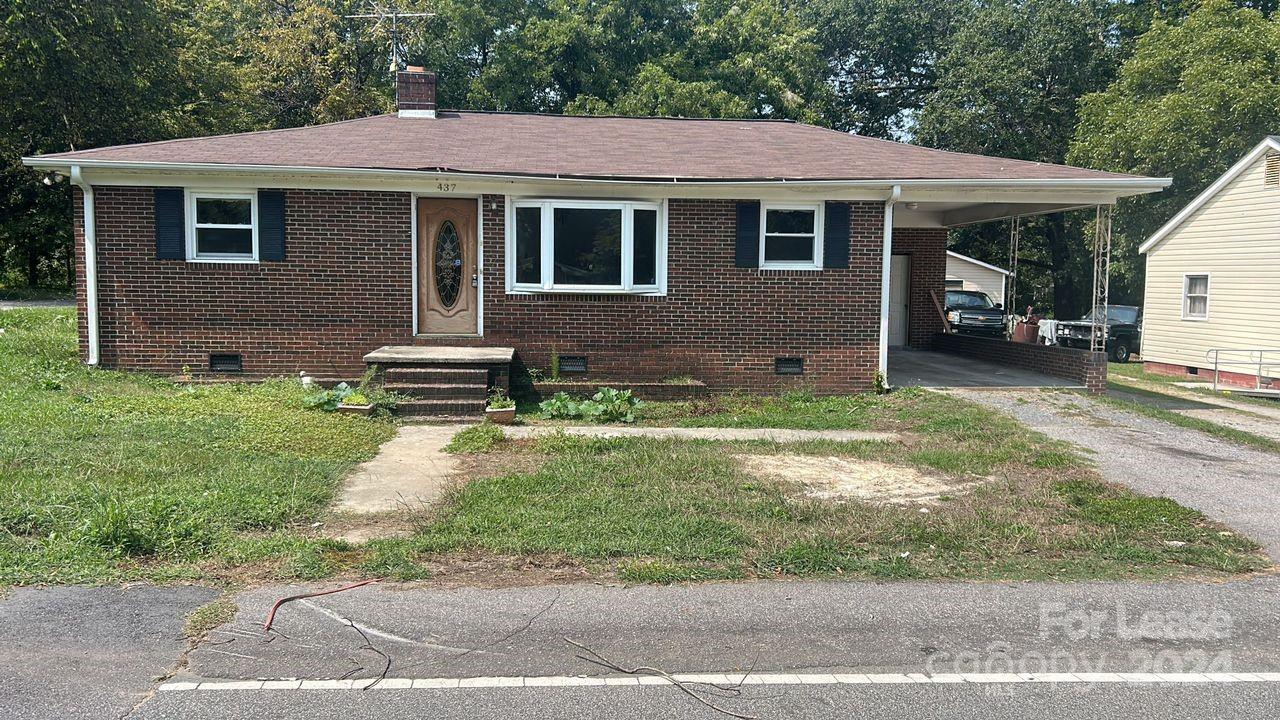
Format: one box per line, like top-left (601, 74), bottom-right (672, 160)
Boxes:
top-left (162, 671), bottom-right (1280, 692)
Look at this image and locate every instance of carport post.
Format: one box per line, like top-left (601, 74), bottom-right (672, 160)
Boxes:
top-left (1090, 205), bottom-right (1113, 354)
top-left (878, 185), bottom-right (902, 377)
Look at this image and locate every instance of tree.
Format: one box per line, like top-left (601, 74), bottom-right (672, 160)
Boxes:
top-left (565, 0), bottom-right (831, 121)
top-left (0, 0), bottom-right (195, 287)
top-left (806, 0), bottom-right (970, 138)
top-left (1070, 0), bottom-right (1280, 301)
top-left (914, 0), bottom-right (1118, 317)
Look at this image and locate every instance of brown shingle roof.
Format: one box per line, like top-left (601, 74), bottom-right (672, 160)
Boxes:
top-left (36, 112), bottom-right (1143, 183)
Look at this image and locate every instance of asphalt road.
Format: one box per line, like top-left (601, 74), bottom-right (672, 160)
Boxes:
top-left (129, 682), bottom-right (1280, 720)
top-left (4, 578), bottom-right (1280, 718)
top-left (0, 584), bottom-right (216, 720)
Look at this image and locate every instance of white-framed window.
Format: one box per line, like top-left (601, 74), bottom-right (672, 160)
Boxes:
top-left (1183, 273), bottom-right (1210, 320)
top-left (187, 191), bottom-right (258, 262)
top-left (506, 198), bottom-right (666, 294)
top-left (760, 203), bottom-right (823, 270)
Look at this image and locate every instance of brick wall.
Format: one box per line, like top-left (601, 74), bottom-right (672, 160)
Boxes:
top-left (1144, 360), bottom-right (1279, 389)
top-left (893, 228), bottom-right (947, 349)
top-left (82, 186), bottom-right (414, 377)
top-left (78, 188), bottom-right (948, 392)
top-left (934, 333), bottom-right (1107, 393)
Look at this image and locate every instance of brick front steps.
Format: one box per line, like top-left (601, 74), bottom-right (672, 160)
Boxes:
top-left (365, 346), bottom-right (514, 417)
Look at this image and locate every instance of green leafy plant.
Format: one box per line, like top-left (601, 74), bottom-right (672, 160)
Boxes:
top-left (303, 382), bottom-right (354, 411)
top-left (343, 392), bottom-right (369, 406)
top-left (538, 388), bottom-right (642, 423)
top-left (549, 351), bottom-right (562, 381)
top-left (589, 387), bottom-right (642, 422)
top-left (487, 387), bottom-right (516, 409)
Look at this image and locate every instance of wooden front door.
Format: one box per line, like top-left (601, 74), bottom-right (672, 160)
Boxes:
top-left (418, 197), bottom-right (478, 335)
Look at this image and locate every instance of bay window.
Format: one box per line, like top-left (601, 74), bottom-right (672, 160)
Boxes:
top-left (508, 199), bottom-right (665, 293)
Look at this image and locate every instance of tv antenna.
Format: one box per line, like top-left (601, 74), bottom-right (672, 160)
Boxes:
top-left (345, 2), bottom-right (435, 73)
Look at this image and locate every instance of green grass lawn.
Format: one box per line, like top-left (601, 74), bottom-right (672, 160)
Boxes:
top-left (0, 308), bottom-right (394, 585)
top-left (419, 390), bottom-right (1267, 582)
top-left (1, 307), bottom-right (1268, 586)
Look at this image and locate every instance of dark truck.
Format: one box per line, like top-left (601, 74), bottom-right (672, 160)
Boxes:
top-left (944, 290), bottom-right (1006, 338)
top-left (1056, 304), bottom-right (1142, 362)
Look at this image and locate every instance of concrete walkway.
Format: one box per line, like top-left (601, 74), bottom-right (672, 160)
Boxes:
top-left (335, 424), bottom-right (468, 513)
top-left (953, 389), bottom-right (1280, 560)
top-left (503, 425), bottom-right (898, 442)
top-left (889, 348), bottom-right (1076, 389)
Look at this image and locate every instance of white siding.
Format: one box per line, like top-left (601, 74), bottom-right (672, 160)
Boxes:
top-left (1143, 154), bottom-right (1280, 371)
top-left (946, 255), bottom-right (1006, 302)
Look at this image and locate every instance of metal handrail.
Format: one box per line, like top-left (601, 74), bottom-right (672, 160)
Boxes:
top-left (1205, 348), bottom-right (1280, 391)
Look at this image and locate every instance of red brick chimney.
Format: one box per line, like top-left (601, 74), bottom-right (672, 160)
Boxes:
top-left (397, 66), bottom-right (437, 118)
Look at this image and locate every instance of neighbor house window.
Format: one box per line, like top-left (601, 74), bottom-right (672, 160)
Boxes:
top-left (760, 203), bottom-right (822, 269)
top-left (188, 191), bottom-right (257, 261)
top-left (508, 199), bottom-right (665, 293)
top-left (1183, 274), bottom-right (1209, 320)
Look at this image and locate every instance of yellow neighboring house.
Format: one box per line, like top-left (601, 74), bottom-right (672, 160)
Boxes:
top-left (1140, 137), bottom-right (1280, 390)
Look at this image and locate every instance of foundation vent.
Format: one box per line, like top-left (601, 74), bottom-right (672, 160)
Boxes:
top-left (774, 357), bottom-right (804, 375)
top-left (558, 356), bottom-right (588, 374)
top-left (209, 353), bottom-right (243, 373)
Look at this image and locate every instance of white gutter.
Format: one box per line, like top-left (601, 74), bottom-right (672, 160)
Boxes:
top-left (878, 185), bottom-right (901, 379)
top-left (69, 166), bottom-right (99, 365)
top-left (20, 157), bottom-right (1172, 192)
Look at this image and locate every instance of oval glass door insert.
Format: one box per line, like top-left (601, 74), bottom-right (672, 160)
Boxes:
top-left (434, 220), bottom-right (461, 308)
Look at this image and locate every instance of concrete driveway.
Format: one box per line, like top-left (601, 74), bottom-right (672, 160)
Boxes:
top-left (890, 349), bottom-right (1076, 389)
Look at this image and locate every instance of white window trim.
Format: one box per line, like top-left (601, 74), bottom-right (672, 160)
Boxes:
top-left (1182, 272), bottom-right (1210, 321)
top-left (759, 202), bottom-right (823, 270)
top-left (505, 198), bottom-right (667, 295)
top-left (186, 190), bottom-right (259, 263)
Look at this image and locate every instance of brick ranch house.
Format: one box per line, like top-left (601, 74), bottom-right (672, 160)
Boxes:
top-left (25, 69), bottom-right (1167, 404)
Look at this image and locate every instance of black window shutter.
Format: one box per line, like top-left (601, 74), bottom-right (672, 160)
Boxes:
top-left (258, 190), bottom-right (286, 261)
top-left (154, 188), bottom-right (185, 260)
top-left (823, 201), bottom-right (850, 269)
top-left (734, 201), bottom-right (760, 268)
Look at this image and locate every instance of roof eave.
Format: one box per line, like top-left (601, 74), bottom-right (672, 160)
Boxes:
top-left (1141, 136), bottom-right (1280, 254)
top-left (21, 156), bottom-right (1172, 193)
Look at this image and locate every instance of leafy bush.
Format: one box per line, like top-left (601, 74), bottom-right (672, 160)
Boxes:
top-left (538, 388), bottom-right (642, 423)
top-left (303, 382), bottom-right (354, 411)
top-left (343, 392), bottom-right (369, 406)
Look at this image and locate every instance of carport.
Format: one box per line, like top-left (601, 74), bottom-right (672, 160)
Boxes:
top-left (883, 190), bottom-right (1166, 395)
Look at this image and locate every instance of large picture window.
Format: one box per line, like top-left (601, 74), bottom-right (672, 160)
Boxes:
top-left (760, 203), bottom-right (822, 270)
top-left (508, 199), bottom-right (665, 293)
top-left (187, 191), bottom-right (257, 261)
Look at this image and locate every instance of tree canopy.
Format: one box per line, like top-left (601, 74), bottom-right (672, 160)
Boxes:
top-left (2, 0), bottom-right (1277, 318)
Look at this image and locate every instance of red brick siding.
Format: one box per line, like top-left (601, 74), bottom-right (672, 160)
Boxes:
top-left (77, 188), bottom-right (948, 392)
top-left (892, 228), bottom-right (948, 350)
top-left (83, 186), bottom-right (413, 376)
top-left (934, 333), bottom-right (1108, 393)
top-left (1143, 360), bottom-right (1279, 389)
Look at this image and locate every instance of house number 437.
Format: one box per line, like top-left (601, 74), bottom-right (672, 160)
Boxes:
top-left (436, 182), bottom-right (457, 192)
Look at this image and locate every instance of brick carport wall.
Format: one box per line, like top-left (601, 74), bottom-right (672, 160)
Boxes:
top-left (891, 228), bottom-right (947, 350)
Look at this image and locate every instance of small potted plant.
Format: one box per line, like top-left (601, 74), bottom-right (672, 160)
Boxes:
top-left (485, 387), bottom-right (517, 425)
top-left (337, 390), bottom-right (374, 416)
